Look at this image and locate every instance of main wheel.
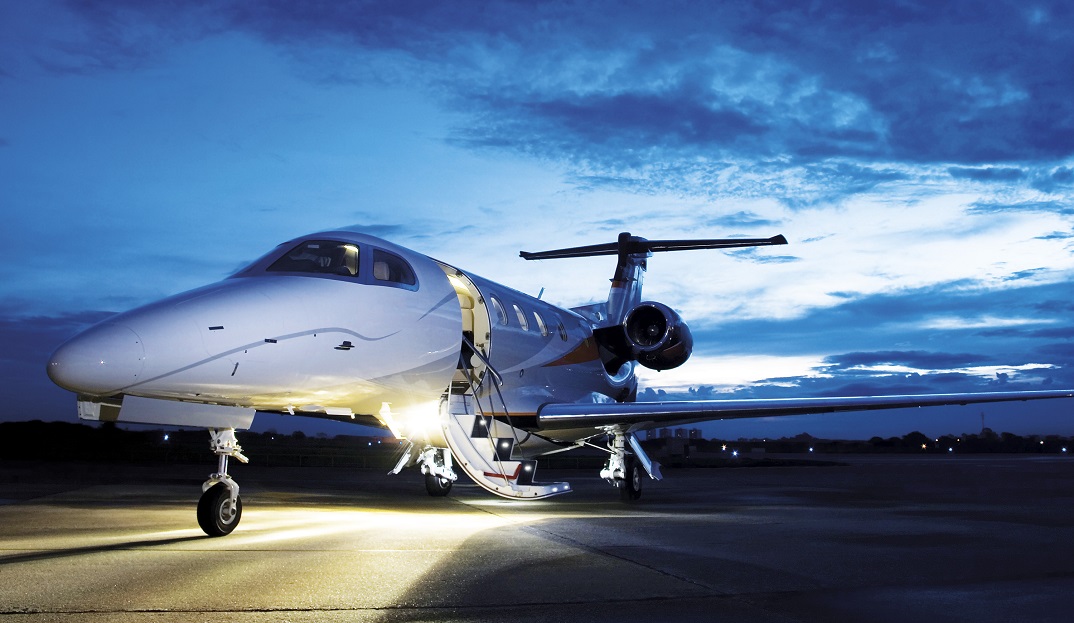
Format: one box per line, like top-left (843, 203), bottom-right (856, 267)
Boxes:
top-left (619, 456), bottom-right (643, 502)
top-left (197, 482), bottom-right (242, 537)
top-left (425, 474), bottom-right (453, 497)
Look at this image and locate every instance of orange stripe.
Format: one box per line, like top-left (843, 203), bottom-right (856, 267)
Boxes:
top-left (483, 463), bottom-right (523, 480)
top-left (543, 338), bottom-right (600, 367)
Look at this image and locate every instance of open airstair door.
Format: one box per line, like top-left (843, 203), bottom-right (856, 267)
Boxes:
top-left (441, 395), bottom-right (570, 499)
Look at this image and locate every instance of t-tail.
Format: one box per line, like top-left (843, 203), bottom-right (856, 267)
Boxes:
top-left (521, 231), bottom-right (787, 374)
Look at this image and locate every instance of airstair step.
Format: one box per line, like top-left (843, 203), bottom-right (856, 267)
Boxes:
top-left (442, 411), bottom-right (570, 500)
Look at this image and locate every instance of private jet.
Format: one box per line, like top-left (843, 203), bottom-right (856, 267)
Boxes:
top-left (47, 229), bottom-right (1074, 536)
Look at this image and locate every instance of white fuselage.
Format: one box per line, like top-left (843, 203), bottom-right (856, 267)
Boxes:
top-left (47, 230), bottom-right (630, 451)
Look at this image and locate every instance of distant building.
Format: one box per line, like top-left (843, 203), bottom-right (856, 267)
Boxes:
top-left (675, 428), bottom-right (686, 439)
top-left (660, 428), bottom-right (672, 439)
top-left (688, 428), bottom-right (702, 440)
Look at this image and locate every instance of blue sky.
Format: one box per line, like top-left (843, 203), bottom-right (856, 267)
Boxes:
top-left (2, 0), bottom-right (1073, 440)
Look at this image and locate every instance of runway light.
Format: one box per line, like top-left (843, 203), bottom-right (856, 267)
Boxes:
top-left (1063, 447), bottom-right (1068, 453)
top-left (921, 443), bottom-right (927, 450)
top-left (809, 447), bottom-right (814, 452)
top-left (732, 450), bottom-right (738, 457)
top-left (163, 434), bottom-right (169, 442)
top-left (948, 447), bottom-right (953, 453)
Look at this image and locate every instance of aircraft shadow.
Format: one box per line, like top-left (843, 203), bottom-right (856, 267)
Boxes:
top-left (0, 534), bottom-right (207, 566)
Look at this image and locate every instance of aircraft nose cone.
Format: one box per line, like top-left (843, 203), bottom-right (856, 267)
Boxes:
top-left (47, 323), bottom-right (146, 395)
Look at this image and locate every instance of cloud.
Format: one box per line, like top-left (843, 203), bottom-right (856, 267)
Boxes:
top-left (38, 0), bottom-right (1074, 207)
top-left (704, 211), bottom-right (780, 229)
top-left (948, 166), bottom-right (1025, 181)
top-left (967, 200), bottom-right (1074, 216)
top-left (729, 249), bottom-right (800, 264)
top-left (1035, 231), bottom-right (1074, 241)
top-left (1033, 166), bottom-right (1074, 193)
top-left (824, 350), bottom-right (992, 370)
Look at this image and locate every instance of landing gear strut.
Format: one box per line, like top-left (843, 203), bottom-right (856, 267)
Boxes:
top-left (418, 446), bottom-right (457, 497)
top-left (198, 428), bottom-right (248, 536)
top-left (600, 432), bottom-right (660, 502)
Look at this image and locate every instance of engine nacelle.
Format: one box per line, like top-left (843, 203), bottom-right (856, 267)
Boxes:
top-left (623, 302), bottom-right (693, 370)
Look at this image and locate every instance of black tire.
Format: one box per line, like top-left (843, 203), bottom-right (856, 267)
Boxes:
top-left (619, 457), bottom-right (643, 502)
top-left (197, 482), bottom-right (242, 537)
top-left (425, 474), bottom-right (453, 497)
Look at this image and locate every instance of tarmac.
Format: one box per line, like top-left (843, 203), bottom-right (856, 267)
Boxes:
top-left (1, 454), bottom-right (1073, 622)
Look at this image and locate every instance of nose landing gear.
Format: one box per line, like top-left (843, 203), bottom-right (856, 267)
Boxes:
top-left (198, 428), bottom-right (248, 537)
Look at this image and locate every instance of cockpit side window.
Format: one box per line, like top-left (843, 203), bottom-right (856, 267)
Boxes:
top-left (371, 249), bottom-right (419, 290)
top-left (267, 240), bottom-right (360, 276)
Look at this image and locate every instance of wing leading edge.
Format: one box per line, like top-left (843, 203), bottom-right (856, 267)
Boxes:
top-left (535, 390), bottom-right (1074, 431)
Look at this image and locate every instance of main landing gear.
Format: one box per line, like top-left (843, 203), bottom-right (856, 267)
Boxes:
top-left (600, 432), bottom-right (660, 502)
top-left (198, 428), bottom-right (248, 537)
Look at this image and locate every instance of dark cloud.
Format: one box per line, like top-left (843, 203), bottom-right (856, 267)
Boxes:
top-left (1032, 166), bottom-right (1074, 193)
top-left (948, 166), bottom-right (1025, 181)
top-left (704, 211), bottom-right (780, 229)
top-left (688, 279), bottom-right (1074, 397)
top-left (1035, 231), bottom-right (1073, 241)
top-left (728, 248), bottom-right (799, 264)
top-left (1002, 268), bottom-right (1049, 282)
top-left (968, 200), bottom-right (1074, 216)
top-left (46, 0), bottom-right (1074, 204)
top-left (1039, 343), bottom-right (1074, 360)
top-left (824, 350), bottom-right (992, 370)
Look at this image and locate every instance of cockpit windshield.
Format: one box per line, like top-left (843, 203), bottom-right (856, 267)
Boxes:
top-left (266, 240), bottom-right (359, 277)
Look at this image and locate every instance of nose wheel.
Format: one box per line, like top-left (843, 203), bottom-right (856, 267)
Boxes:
top-left (418, 446), bottom-right (457, 497)
top-left (199, 428), bottom-right (248, 537)
top-left (198, 482), bottom-right (243, 536)
top-left (425, 473), bottom-right (454, 496)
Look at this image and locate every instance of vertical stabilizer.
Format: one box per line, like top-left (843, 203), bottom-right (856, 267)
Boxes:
top-left (520, 232), bottom-right (787, 326)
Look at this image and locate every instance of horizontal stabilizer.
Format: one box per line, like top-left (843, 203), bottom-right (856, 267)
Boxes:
top-left (520, 232), bottom-right (787, 261)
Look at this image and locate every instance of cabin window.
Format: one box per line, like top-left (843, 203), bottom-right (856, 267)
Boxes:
top-left (371, 249), bottom-right (418, 290)
top-left (513, 304), bottom-right (530, 330)
top-left (267, 240), bottom-right (360, 277)
top-left (533, 311), bottom-right (549, 337)
top-left (491, 297), bottom-right (509, 325)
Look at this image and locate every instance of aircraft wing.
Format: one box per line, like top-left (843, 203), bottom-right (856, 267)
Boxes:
top-left (535, 390), bottom-right (1074, 431)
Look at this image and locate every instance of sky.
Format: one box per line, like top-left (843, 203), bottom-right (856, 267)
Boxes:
top-left (2, 0), bottom-right (1073, 440)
